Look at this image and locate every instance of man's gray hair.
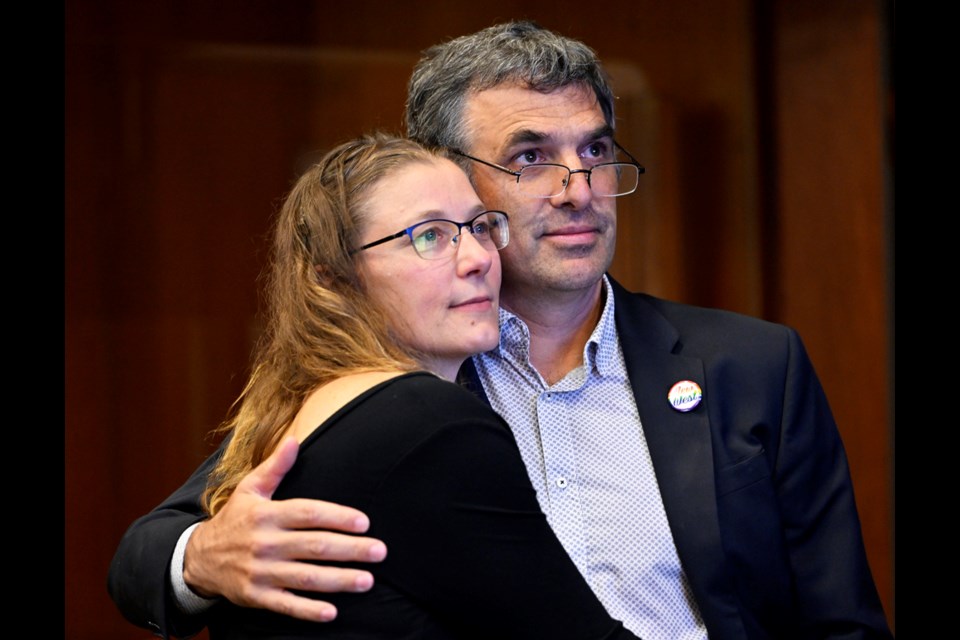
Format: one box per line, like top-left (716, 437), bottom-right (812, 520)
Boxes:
top-left (405, 21), bottom-right (616, 152)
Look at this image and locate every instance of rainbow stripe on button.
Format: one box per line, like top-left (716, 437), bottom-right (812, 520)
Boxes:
top-left (668, 380), bottom-right (703, 412)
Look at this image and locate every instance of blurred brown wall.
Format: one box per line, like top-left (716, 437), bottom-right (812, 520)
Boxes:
top-left (65, 1), bottom-right (894, 637)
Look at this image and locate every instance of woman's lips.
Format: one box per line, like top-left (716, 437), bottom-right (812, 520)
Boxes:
top-left (451, 295), bottom-right (494, 311)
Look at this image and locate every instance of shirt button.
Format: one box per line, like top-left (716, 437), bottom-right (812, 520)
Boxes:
top-left (556, 477), bottom-right (568, 488)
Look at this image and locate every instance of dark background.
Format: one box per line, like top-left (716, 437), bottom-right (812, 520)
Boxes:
top-left (66, 1), bottom-right (895, 637)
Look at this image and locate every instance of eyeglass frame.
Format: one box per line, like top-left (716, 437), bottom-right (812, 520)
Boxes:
top-left (352, 209), bottom-right (510, 260)
top-left (452, 141), bottom-right (645, 198)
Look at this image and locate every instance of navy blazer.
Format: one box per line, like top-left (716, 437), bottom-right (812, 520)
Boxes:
top-left (460, 278), bottom-right (891, 638)
top-left (108, 277), bottom-right (892, 639)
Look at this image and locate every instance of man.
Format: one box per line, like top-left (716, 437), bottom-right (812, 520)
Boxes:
top-left (109, 21), bottom-right (892, 639)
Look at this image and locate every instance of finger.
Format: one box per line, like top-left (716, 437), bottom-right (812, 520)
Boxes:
top-left (267, 497), bottom-right (377, 536)
top-left (239, 436), bottom-right (301, 499)
top-left (258, 562), bottom-right (377, 595)
top-left (253, 590), bottom-right (340, 623)
top-left (263, 529), bottom-right (387, 563)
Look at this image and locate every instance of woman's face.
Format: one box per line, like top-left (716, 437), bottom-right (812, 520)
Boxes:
top-left (357, 158), bottom-right (502, 379)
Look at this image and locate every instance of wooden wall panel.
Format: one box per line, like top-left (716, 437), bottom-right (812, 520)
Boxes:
top-left (764, 0), bottom-right (894, 630)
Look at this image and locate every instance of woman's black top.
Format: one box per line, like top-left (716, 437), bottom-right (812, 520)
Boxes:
top-left (209, 372), bottom-right (640, 639)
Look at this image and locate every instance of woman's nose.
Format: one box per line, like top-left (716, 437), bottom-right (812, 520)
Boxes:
top-left (455, 229), bottom-right (494, 276)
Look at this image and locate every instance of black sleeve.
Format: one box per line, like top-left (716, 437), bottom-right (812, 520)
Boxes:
top-left (370, 413), bottom-right (642, 640)
top-left (772, 329), bottom-right (893, 638)
top-left (107, 439), bottom-right (226, 639)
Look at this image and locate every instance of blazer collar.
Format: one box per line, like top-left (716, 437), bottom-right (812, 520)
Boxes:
top-left (609, 277), bottom-right (746, 638)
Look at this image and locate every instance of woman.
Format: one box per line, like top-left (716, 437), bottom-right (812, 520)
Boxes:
top-left (203, 133), bottom-right (641, 639)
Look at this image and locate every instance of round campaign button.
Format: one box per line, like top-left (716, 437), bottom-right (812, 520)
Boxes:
top-left (668, 380), bottom-right (703, 412)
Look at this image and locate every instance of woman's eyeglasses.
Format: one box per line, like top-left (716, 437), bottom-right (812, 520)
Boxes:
top-left (354, 210), bottom-right (510, 260)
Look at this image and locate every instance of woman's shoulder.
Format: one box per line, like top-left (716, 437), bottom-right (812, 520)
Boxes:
top-left (291, 370), bottom-right (411, 442)
top-left (280, 371), bottom-right (510, 498)
top-left (362, 372), bottom-right (519, 467)
top-left (300, 370), bottom-right (505, 449)
top-left (386, 370), bottom-right (479, 396)
top-left (288, 371), bottom-right (511, 486)
top-left (374, 371), bottom-right (497, 422)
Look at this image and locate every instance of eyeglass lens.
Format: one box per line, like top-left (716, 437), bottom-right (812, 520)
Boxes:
top-left (410, 211), bottom-right (509, 259)
top-left (519, 163), bottom-right (639, 198)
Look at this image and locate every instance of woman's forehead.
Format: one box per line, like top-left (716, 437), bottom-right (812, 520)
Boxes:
top-left (366, 158), bottom-right (483, 226)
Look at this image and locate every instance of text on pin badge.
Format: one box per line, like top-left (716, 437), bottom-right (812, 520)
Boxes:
top-left (668, 380), bottom-right (703, 412)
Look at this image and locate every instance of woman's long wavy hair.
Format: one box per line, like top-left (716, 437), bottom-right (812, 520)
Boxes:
top-left (203, 133), bottom-right (445, 515)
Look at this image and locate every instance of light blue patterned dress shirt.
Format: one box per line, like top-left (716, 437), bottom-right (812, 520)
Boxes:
top-left (472, 275), bottom-right (707, 640)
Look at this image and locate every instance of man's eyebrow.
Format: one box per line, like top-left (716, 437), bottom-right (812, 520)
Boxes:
top-left (503, 129), bottom-right (547, 150)
top-left (501, 124), bottom-right (617, 154)
top-left (590, 124), bottom-right (616, 142)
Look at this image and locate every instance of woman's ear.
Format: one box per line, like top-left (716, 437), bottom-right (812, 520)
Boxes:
top-left (314, 263), bottom-right (334, 287)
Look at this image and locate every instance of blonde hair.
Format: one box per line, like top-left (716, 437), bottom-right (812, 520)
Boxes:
top-left (203, 133), bottom-right (449, 515)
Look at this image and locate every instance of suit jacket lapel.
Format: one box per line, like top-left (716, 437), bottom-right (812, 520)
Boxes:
top-left (610, 279), bottom-right (746, 639)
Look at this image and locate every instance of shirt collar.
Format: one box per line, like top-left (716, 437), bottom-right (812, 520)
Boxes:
top-left (494, 275), bottom-right (619, 378)
top-left (589, 275), bottom-right (619, 377)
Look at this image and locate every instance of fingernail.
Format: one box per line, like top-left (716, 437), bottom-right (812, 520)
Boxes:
top-left (320, 607), bottom-right (338, 622)
top-left (368, 541), bottom-right (387, 561)
top-left (353, 573), bottom-right (374, 592)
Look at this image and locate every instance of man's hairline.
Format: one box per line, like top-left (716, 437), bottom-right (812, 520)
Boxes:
top-left (453, 81), bottom-right (617, 161)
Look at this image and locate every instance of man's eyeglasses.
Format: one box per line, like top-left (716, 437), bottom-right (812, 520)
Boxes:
top-left (354, 210), bottom-right (510, 261)
top-left (454, 141), bottom-right (645, 198)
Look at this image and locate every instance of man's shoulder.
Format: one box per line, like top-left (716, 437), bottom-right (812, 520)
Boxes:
top-left (609, 278), bottom-right (794, 353)
top-left (629, 291), bottom-right (782, 329)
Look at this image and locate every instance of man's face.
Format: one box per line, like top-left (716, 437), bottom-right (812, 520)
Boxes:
top-left (460, 82), bottom-right (617, 305)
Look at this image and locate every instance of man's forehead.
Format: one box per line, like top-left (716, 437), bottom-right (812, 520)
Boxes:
top-left (463, 82), bottom-right (609, 153)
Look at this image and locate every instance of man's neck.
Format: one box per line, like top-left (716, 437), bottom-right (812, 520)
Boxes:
top-left (501, 280), bottom-right (604, 385)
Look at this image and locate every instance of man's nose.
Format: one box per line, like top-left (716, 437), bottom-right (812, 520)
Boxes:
top-left (551, 167), bottom-right (594, 209)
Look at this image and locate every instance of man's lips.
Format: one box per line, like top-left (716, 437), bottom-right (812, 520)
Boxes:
top-left (541, 225), bottom-right (600, 241)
